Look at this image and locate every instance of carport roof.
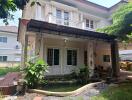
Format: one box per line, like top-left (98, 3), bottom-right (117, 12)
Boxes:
top-left (27, 19), bottom-right (115, 41)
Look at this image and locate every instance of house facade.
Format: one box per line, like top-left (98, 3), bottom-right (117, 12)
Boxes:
top-left (18, 0), bottom-right (124, 77)
top-left (0, 26), bottom-right (21, 67)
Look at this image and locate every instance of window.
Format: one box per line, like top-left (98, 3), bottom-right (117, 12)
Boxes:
top-left (86, 19), bottom-right (89, 28)
top-left (56, 9), bottom-right (62, 24)
top-left (0, 56), bottom-right (7, 62)
top-left (47, 48), bottom-right (59, 66)
top-left (84, 51), bottom-right (87, 66)
top-left (85, 19), bottom-right (94, 29)
top-left (0, 37), bottom-right (7, 43)
top-left (67, 50), bottom-right (77, 66)
top-left (64, 12), bottom-right (69, 26)
top-left (90, 20), bottom-right (94, 29)
top-left (56, 9), bottom-right (70, 26)
top-left (103, 55), bottom-right (110, 62)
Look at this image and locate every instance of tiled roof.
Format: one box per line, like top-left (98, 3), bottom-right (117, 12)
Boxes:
top-left (0, 26), bottom-right (18, 33)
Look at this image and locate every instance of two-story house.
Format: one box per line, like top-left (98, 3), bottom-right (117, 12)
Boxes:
top-left (0, 26), bottom-right (21, 67)
top-left (18, 0), bottom-right (127, 77)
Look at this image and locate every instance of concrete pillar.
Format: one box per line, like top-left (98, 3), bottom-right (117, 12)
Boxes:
top-left (35, 3), bottom-right (42, 20)
top-left (35, 33), bottom-right (43, 58)
top-left (87, 41), bottom-right (95, 77)
top-left (21, 34), bottom-right (28, 70)
top-left (111, 40), bottom-right (120, 77)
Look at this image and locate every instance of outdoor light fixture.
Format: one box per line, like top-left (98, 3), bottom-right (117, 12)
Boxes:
top-left (64, 38), bottom-right (68, 43)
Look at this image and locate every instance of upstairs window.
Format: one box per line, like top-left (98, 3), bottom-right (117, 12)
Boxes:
top-left (56, 9), bottom-right (62, 24)
top-left (47, 48), bottom-right (60, 66)
top-left (0, 37), bottom-right (7, 43)
top-left (86, 19), bottom-right (94, 29)
top-left (56, 9), bottom-right (62, 19)
top-left (56, 9), bottom-right (70, 26)
top-left (64, 12), bottom-right (69, 26)
top-left (67, 50), bottom-right (77, 66)
top-left (90, 20), bottom-right (94, 29)
top-left (0, 56), bottom-right (7, 62)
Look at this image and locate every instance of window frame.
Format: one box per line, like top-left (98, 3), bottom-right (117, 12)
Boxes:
top-left (103, 55), bottom-right (110, 62)
top-left (0, 37), bottom-right (7, 43)
top-left (67, 49), bottom-right (77, 66)
top-left (56, 8), bottom-right (70, 26)
top-left (47, 48), bottom-right (60, 66)
top-left (0, 56), bottom-right (8, 62)
top-left (64, 11), bottom-right (70, 26)
top-left (85, 19), bottom-right (94, 29)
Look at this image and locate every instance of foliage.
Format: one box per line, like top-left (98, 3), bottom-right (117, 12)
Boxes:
top-left (91, 81), bottom-right (132, 100)
top-left (0, 0), bottom-right (29, 24)
top-left (0, 66), bottom-right (20, 76)
top-left (97, 3), bottom-right (132, 41)
top-left (0, 91), bottom-right (4, 99)
top-left (74, 66), bottom-right (89, 84)
top-left (24, 59), bottom-right (49, 88)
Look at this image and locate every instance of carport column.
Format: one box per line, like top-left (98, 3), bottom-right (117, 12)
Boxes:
top-left (87, 41), bottom-right (95, 77)
top-left (35, 33), bottom-right (44, 59)
top-left (111, 40), bottom-right (120, 77)
top-left (21, 34), bottom-right (28, 70)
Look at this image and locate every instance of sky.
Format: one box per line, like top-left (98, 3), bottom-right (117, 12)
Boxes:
top-left (0, 0), bottom-right (121, 26)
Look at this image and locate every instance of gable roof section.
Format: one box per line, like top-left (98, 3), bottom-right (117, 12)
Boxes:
top-left (27, 19), bottom-right (115, 42)
top-left (76, 0), bottom-right (109, 10)
top-left (0, 26), bottom-right (18, 33)
top-left (76, 0), bottom-right (128, 10)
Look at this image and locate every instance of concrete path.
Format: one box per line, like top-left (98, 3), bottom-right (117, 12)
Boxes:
top-left (119, 70), bottom-right (132, 81)
top-left (42, 83), bottom-right (108, 100)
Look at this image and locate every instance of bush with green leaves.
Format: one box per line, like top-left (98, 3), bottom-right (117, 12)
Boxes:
top-left (24, 59), bottom-right (49, 88)
top-left (73, 66), bottom-right (89, 84)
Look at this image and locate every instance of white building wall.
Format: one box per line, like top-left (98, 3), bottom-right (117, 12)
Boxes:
top-left (0, 32), bottom-right (21, 63)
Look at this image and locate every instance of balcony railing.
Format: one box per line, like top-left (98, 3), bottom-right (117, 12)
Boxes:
top-left (44, 13), bottom-right (96, 31)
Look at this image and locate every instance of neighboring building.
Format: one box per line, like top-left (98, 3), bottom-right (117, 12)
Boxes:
top-left (18, 0), bottom-right (125, 77)
top-left (119, 50), bottom-right (132, 61)
top-left (0, 26), bottom-right (21, 67)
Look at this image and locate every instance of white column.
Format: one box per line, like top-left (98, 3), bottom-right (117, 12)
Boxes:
top-left (39, 36), bottom-right (44, 59)
top-left (35, 4), bottom-right (42, 20)
top-left (82, 20), bottom-right (85, 29)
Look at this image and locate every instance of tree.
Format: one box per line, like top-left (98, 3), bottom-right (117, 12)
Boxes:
top-left (97, 3), bottom-right (132, 41)
top-left (0, 0), bottom-right (29, 24)
top-left (0, 0), bottom-right (41, 25)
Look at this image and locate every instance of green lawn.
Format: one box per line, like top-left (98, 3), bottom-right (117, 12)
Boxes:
top-left (0, 67), bottom-right (20, 76)
top-left (42, 84), bottom-right (83, 92)
top-left (91, 81), bottom-right (132, 100)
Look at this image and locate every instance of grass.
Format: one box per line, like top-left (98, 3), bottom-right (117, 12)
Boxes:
top-left (42, 84), bottom-right (83, 92)
top-left (91, 81), bottom-right (132, 100)
top-left (0, 67), bottom-right (20, 76)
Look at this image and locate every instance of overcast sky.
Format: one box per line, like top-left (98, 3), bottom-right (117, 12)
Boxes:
top-left (0, 0), bottom-right (121, 26)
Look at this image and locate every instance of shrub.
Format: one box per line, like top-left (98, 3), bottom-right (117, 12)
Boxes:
top-left (24, 59), bottom-right (49, 89)
top-left (73, 66), bottom-right (89, 84)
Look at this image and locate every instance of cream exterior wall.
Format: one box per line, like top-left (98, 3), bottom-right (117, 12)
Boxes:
top-left (22, 0), bottom-right (118, 30)
top-left (27, 34), bottom-right (112, 76)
